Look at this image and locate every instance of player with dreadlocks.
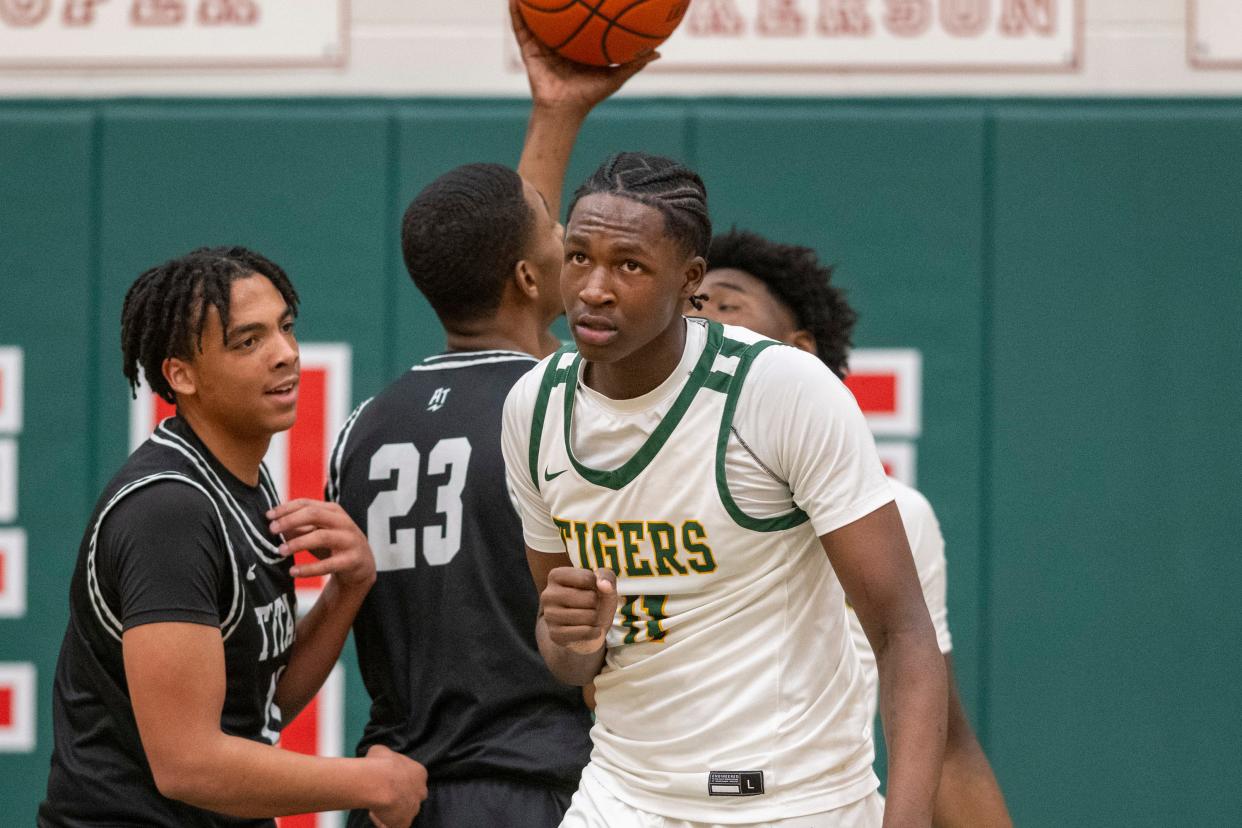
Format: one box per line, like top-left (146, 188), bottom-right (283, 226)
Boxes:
top-left (501, 153), bottom-right (947, 827)
top-left (693, 229), bottom-right (1013, 827)
top-left (39, 247), bottom-right (426, 828)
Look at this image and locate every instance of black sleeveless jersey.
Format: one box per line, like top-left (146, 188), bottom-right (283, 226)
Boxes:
top-left (40, 417), bottom-right (295, 827)
top-left (328, 350), bottom-right (592, 790)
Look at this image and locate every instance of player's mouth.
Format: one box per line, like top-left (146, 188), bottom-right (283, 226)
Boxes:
top-left (264, 377), bottom-right (299, 406)
top-left (572, 314), bottom-right (619, 347)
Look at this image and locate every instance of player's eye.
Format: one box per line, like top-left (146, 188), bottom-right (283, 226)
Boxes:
top-left (567, 251), bottom-right (589, 265)
top-left (235, 336), bottom-right (258, 350)
top-left (281, 321), bottom-right (296, 335)
top-left (620, 260), bottom-right (643, 273)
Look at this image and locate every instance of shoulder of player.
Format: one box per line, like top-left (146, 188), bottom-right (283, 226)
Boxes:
top-left (889, 478), bottom-right (937, 527)
top-left (99, 476), bottom-right (223, 539)
top-left (733, 337), bottom-right (843, 401)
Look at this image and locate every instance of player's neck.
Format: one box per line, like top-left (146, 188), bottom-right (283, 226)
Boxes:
top-left (176, 407), bottom-right (270, 487)
top-left (585, 317), bottom-right (687, 401)
top-left (442, 305), bottom-right (556, 358)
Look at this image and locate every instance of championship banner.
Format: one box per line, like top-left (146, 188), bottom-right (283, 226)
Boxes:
top-left (0, 529), bottom-right (26, 619)
top-left (0, 439), bottom-right (15, 525)
top-left (129, 342), bottom-right (351, 828)
top-left (875, 440), bottom-right (916, 486)
top-left (1189, 0), bottom-right (1242, 69)
top-left (844, 348), bottom-right (922, 439)
top-left (0, 0), bottom-right (347, 69)
top-left (0, 662), bottom-right (36, 753)
top-left (657, 0), bottom-right (1081, 71)
top-left (0, 347), bottom-right (21, 435)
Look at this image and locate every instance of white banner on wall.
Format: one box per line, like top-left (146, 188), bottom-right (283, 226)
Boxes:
top-left (655, 0), bottom-right (1081, 71)
top-left (1190, 0), bottom-right (1242, 69)
top-left (0, 0), bottom-right (347, 68)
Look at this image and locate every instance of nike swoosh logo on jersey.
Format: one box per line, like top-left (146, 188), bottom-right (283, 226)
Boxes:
top-left (544, 467), bottom-right (567, 481)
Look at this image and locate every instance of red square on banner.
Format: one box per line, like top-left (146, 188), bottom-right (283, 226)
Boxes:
top-left (845, 373), bottom-right (898, 416)
top-left (0, 687), bottom-right (11, 728)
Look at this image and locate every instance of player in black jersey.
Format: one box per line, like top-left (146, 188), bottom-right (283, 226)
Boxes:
top-left (40, 248), bottom-right (426, 828)
top-left (322, 8), bottom-right (654, 827)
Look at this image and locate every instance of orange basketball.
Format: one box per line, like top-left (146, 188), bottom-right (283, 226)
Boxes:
top-left (519, 0), bottom-right (690, 67)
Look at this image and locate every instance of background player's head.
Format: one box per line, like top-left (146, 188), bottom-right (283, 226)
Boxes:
top-left (693, 229), bottom-right (856, 379)
top-left (401, 162), bottom-right (563, 333)
top-left (562, 151), bottom-right (710, 363)
top-left (121, 246), bottom-right (301, 436)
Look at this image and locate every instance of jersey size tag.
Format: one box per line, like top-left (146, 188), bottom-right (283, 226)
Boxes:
top-left (708, 770), bottom-right (765, 796)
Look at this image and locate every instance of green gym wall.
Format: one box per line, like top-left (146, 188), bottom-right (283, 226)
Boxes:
top-left (0, 97), bottom-right (1238, 826)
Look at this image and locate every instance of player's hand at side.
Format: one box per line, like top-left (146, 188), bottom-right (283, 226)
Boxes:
top-left (509, 0), bottom-right (658, 116)
top-left (541, 567), bottom-right (619, 654)
top-left (364, 744), bottom-right (427, 828)
top-left (267, 499), bottom-right (377, 592)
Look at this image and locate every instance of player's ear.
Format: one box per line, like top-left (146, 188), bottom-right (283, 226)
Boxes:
top-left (512, 258), bottom-right (541, 302)
top-left (785, 330), bottom-right (817, 356)
top-left (163, 356), bottom-right (196, 398)
top-left (680, 255), bottom-right (707, 300)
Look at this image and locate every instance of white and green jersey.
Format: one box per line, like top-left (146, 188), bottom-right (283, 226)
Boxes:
top-left (501, 319), bottom-right (894, 824)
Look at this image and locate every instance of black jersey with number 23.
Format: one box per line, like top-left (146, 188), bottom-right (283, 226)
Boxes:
top-left (328, 349), bottom-right (592, 791)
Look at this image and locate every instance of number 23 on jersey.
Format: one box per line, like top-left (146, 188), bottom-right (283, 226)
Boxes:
top-left (366, 438), bottom-right (472, 571)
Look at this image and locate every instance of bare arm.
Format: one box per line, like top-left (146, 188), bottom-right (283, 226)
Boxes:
top-left (822, 502), bottom-right (947, 828)
top-left (527, 547), bottom-right (615, 686)
top-left (934, 655), bottom-right (1012, 828)
top-left (511, 0), bottom-right (656, 219)
top-left (124, 622), bottom-right (425, 825)
top-left (267, 499), bottom-right (376, 719)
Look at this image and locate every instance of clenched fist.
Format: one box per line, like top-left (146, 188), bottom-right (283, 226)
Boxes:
top-left (541, 567), bottom-right (619, 655)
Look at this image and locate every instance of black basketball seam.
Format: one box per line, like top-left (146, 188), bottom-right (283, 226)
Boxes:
top-left (572, 0), bottom-right (672, 38)
top-left (562, 0), bottom-right (669, 63)
top-left (550, 0), bottom-right (609, 52)
top-left (517, 0), bottom-right (580, 16)
top-left (598, 0), bottom-right (667, 65)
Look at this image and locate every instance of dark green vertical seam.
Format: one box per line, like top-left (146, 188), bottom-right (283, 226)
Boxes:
top-left (977, 108), bottom-right (997, 748)
top-left (682, 103), bottom-right (699, 171)
top-left (382, 109), bottom-right (401, 383)
top-left (86, 108), bottom-right (105, 496)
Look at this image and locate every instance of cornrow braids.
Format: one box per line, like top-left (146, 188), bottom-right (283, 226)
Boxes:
top-left (569, 152), bottom-right (711, 257)
top-left (120, 246), bottom-right (299, 403)
top-left (707, 229), bottom-right (857, 379)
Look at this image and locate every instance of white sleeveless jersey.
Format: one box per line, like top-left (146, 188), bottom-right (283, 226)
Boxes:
top-left (502, 320), bottom-right (895, 823)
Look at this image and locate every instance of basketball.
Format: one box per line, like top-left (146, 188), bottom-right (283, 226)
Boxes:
top-left (518, 0), bottom-right (690, 67)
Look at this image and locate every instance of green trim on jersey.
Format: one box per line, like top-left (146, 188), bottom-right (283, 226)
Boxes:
top-left (528, 343), bottom-right (578, 490)
top-left (560, 321), bottom-right (726, 491)
top-left (715, 340), bottom-right (811, 532)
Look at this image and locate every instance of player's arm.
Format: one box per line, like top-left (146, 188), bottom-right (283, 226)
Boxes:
top-left (527, 547), bottom-right (615, 685)
top-left (125, 623), bottom-right (424, 824)
top-left (900, 493), bottom-right (1011, 827)
top-left (934, 655), bottom-right (1013, 828)
top-left (511, 0), bottom-right (656, 218)
top-left (266, 498), bottom-right (376, 720)
top-left (824, 504), bottom-right (946, 828)
top-left (750, 349), bottom-right (945, 827)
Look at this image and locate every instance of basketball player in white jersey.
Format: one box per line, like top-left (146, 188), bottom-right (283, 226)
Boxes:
top-left (501, 154), bottom-right (947, 827)
top-left (692, 228), bottom-right (1012, 827)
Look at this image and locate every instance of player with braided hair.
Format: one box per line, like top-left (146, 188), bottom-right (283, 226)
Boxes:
top-left (694, 229), bottom-right (1013, 827)
top-left (322, 6), bottom-right (656, 827)
top-left (40, 248), bottom-right (427, 827)
top-left (501, 153), bottom-right (947, 827)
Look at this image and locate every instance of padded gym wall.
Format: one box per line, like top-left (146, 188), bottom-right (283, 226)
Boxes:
top-left (0, 98), bottom-right (1237, 826)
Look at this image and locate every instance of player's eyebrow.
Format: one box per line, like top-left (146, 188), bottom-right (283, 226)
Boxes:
top-left (706, 280), bottom-right (750, 294)
top-left (226, 308), bottom-right (292, 343)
